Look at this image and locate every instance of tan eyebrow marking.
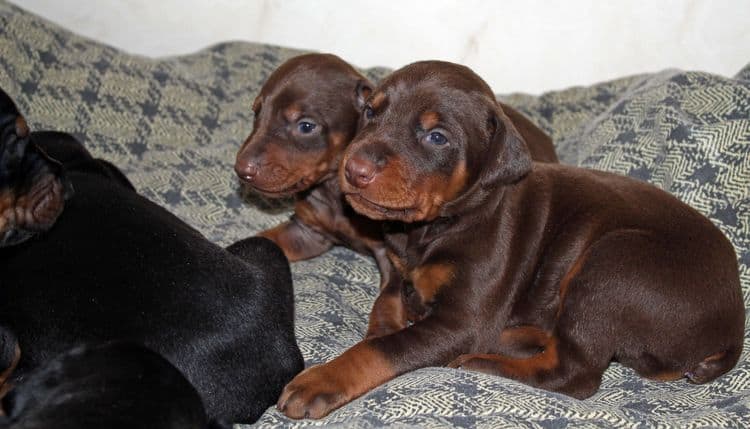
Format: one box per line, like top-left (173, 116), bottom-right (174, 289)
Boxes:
top-left (283, 103), bottom-right (302, 122)
top-left (419, 111), bottom-right (440, 130)
top-left (370, 92), bottom-right (387, 110)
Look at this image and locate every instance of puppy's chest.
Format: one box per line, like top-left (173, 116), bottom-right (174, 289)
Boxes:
top-left (384, 227), bottom-right (457, 322)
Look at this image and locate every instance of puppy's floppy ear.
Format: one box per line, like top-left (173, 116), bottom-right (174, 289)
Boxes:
top-left (354, 79), bottom-right (373, 110)
top-left (251, 95), bottom-right (262, 114)
top-left (481, 108), bottom-right (532, 186)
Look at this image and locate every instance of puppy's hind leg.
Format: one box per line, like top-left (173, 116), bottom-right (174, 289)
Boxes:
top-left (495, 325), bottom-right (552, 358)
top-left (448, 329), bottom-right (610, 399)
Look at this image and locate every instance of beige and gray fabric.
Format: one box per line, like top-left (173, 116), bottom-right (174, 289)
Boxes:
top-left (1, 2), bottom-right (748, 427)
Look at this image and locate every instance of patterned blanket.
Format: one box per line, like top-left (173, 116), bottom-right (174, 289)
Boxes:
top-left (1, 2), bottom-right (748, 427)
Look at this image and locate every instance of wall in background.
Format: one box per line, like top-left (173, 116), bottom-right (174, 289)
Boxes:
top-left (11, 0), bottom-right (750, 93)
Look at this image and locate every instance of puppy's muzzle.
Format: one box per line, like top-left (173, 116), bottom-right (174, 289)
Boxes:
top-left (235, 161), bottom-right (258, 183)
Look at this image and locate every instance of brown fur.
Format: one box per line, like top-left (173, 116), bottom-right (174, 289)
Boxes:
top-left (276, 60), bottom-right (744, 419)
top-left (232, 53), bottom-right (392, 281)
top-left (232, 54), bottom-right (557, 292)
top-left (277, 342), bottom-right (394, 419)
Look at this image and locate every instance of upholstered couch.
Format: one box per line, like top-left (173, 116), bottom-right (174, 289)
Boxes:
top-left (1, 2), bottom-right (748, 427)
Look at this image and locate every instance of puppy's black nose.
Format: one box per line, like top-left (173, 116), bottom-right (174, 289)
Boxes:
top-left (345, 156), bottom-right (376, 189)
top-left (235, 161), bottom-right (258, 183)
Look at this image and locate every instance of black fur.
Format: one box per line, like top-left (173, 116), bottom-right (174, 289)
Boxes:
top-left (0, 90), bottom-right (303, 423)
top-left (0, 341), bottom-right (229, 429)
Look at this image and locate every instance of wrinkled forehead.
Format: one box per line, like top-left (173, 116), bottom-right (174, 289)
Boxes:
top-left (259, 69), bottom-right (358, 118)
top-left (372, 78), bottom-right (496, 128)
top-left (380, 61), bottom-right (493, 97)
top-left (261, 59), bottom-right (359, 99)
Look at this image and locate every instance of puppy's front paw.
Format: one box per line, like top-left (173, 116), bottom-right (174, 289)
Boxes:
top-left (277, 364), bottom-right (349, 419)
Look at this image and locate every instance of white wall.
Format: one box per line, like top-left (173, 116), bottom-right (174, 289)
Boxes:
top-left (11, 0), bottom-right (750, 93)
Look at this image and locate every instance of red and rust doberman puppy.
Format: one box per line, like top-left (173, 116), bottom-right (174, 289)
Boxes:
top-left (276, 60), bottom-right (745, 419)
top-left (233, 54), bottom-right (557, 287)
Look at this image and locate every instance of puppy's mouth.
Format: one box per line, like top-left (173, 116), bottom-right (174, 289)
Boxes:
top-left (242, 177), bottom-right (311, 198)
top-left (344, 192), bottom-right (419, 221)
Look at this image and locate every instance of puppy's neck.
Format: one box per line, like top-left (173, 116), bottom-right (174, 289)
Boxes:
top-left (439, 177), bottom-right (510, 218)
top-left (408, 183), bottom-right (514, 250)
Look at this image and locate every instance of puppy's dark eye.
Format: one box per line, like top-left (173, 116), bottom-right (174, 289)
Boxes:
top-left (298, 121), bottom-right (317, 134)
top-left (364, 106), bottom-right (374, 119)
top-left (427, 131), bottom-right (448, 145)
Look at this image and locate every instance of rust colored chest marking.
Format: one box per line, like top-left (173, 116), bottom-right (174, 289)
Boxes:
top-left (399, 262), bottom-right (455, 322)
top-left (385, 234), bottom-right (455, 299)
top-left (384, 229), bottom-right (455, 316)
top-left (410, 263), bottom-right (455, 304)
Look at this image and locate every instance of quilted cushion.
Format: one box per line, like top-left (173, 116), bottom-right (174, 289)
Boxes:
top-left (1, 2), bottom-right (748, 427)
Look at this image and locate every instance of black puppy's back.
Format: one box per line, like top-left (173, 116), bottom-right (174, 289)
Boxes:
top-left (0, 342), bottom-right (217, 429)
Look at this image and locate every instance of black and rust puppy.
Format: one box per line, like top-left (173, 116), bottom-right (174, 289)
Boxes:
top-left (233, 53), bottom-right (557, 290)
top-left (275, 61), bottom-right (745, 418)
top-left (0, 341), bottom-right (229, 429)
top-left (0, 88), bottom-right (303, 424)
top-left (0, 90), bottom-right (70, 247)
